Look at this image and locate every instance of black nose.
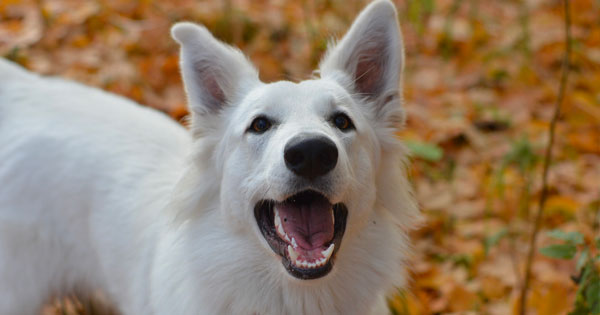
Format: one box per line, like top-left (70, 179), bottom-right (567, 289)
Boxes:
top-left (284, 136), bottom-right (338, 180)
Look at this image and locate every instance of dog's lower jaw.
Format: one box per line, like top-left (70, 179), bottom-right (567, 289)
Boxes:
top-left (151, 206), bottom-right (409, 315)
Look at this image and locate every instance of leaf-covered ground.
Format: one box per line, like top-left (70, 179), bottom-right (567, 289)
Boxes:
top-left (1, 0), bottom-right (598, 314)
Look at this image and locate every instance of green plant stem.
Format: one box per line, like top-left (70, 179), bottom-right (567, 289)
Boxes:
top-left (518, 0), bottom-right (572, 313)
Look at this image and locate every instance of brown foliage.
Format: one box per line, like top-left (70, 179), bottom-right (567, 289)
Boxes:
top-left (1, 0), bottom-right (598, 314)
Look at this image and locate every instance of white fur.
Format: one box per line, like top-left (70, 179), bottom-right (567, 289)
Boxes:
top-left (0, 1), bottom-right (420, 314)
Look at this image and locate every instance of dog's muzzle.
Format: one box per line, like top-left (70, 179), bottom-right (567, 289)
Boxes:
top-left (254, 135), bottom-right (348, 279)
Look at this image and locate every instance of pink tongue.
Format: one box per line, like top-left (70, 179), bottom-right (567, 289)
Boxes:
top-left (276, 199), bottom-right (334, 250)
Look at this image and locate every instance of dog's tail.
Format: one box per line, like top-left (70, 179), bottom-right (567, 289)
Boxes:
top-left (0, 58), bottom-right (36, 84)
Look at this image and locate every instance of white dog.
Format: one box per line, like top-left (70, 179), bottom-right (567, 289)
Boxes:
top-left (0, 0), bottom-right (420, 314)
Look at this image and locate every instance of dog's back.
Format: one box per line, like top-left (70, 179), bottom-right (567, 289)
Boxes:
top-left (0, 59), bottom-right (190, 313)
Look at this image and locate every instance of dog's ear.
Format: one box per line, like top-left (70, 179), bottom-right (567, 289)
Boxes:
top-left (319, 0), bottom-right (404, 127)
top-left (171, 22), bottom-right (260, 116)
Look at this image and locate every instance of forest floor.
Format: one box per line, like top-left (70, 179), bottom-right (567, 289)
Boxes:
top-left (1, 0), bottom-right (598, 314)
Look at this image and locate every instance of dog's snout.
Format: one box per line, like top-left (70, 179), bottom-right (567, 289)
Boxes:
top-left (284, 136), bottom-right (338, 180)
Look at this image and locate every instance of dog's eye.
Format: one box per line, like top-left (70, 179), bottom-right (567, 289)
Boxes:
top-left (249, 117), bottom-right (272, 133)
top-left (332, 113), bottom-right (354, 131)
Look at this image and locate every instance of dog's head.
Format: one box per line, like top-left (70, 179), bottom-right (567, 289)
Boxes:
top-left (172, 0), bottom-right (407, 280)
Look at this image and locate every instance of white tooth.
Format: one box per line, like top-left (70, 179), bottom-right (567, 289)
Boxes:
top-left (288, 245), bottom-right (299, 262)
top-left (331, 209), bottom-right (335, 225)
top-left (274, 208), bottom-right (285, 236)
top-left (309, 262), bottom-right (316, 268)
top-left (291, 237), bottom-right (298, 249)
top-left (322, 243), bottom-right (335, 260)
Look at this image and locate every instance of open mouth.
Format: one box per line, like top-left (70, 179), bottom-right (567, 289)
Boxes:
top-left (254, 190), bottom-right (348, 280)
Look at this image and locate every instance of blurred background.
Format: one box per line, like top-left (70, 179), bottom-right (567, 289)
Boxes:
top-left (1, 0), bottom-right (599, 314)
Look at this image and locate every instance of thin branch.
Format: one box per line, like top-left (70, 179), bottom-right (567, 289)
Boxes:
top-left (508, 232), bottom-right (523, 286)
top-left (518, 0), bottom-right (572, 313)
